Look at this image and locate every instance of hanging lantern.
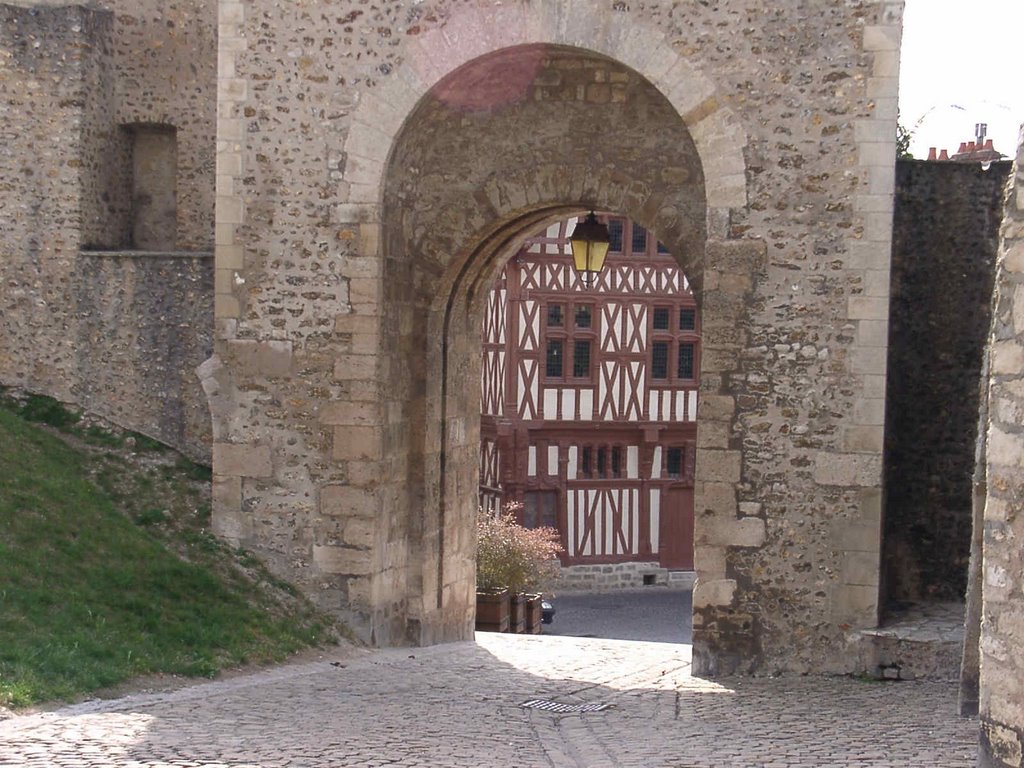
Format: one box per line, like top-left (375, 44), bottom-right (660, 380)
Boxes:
top-left (569, 211), bottom-right (611, 288)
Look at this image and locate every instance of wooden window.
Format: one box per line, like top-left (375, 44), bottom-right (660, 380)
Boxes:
top-left (666, 447), bottom-right (683, 477)
top-left (657, 240), bottom-right (670, 254)
top-left (573, 340), bottom-right (591, 378)
top-left (652, 307), bottom-right (670, 331)
top-left (581, 447), bottom-right (592, 478)
top-left (631, 224), bottom-right (647, 254)
top-left (649, 301), bottom-right (700, 387)
top-left (608, 219), bottom-right (624, 252)
top-left (611, 446), bottom-right (622, 478)
top-left (547, 303), bottom-right (564, 327)
top-left (678, 342), bottom-right (695, 379)
top-left (523, 491), bottom-right (558, 529)
top-left (651, 341), bottom-right (669, 380)
top-left (574, 304), bottom-right (592, 329)
top-left (546, 340), bottom-right (563, 377)
top-left (596, 447), bottom-right (607, 478)
top-left (679, 308), bottom-right (696, 331)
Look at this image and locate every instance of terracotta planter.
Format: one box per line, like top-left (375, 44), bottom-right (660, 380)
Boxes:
top-left (525, 593), bottom-right (543, 634)
top-left (475, 589), bottom-right (510, 633)
top-left (509, 592), bottom-right (527, 634)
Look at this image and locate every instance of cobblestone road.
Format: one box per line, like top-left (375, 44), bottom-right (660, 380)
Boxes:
top-left (0, 635), bottom-right (977, 767)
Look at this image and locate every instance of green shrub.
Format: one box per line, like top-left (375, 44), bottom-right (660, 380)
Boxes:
top-left (15, 394), bottom-right (80, 429)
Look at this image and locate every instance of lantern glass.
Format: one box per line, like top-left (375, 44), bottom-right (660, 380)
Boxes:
top-left (569, 212), bottom-right (611, 285)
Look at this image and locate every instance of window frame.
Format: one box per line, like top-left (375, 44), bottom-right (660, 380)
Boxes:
top-left (576, 443), bottom-right (625, 480)
top-left (665, 446), bottom-right (684, 478)
top-left (541, 299), bottom-right (598, 384)
top-left (522, 490), bottom-right (559, 530)
top-left (648, 298), bottom-right (701, 388)
top-left (545, 338), bottom-right (565, 378)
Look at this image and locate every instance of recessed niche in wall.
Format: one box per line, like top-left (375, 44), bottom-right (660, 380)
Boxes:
top-left (129, 124), bottom-right (178, 251)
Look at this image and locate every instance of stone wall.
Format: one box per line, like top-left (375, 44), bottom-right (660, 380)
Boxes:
top-left (0, 0), bottom-right (216, 458)
top-left (73, 252), bottom-right (214, 462)
top-left (884, 159), bottom-right (1011, 605)
top-left (978, 128), bottom-right (1024, 768)
top-left (0, 3), bottom-right (98, 405)
top-left (211, 0), bottom-right (903, 672)
top-left (557, 563), bottom-right (697, 592)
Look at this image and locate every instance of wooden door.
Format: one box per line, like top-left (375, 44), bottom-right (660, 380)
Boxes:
top-left (658, 485), bottom-right (694, 569)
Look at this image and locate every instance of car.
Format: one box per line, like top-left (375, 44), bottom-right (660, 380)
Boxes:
top-left (541, 598), bottom-right (555, 624)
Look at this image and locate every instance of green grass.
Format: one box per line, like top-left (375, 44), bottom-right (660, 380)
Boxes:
top-left (0, 399), bottom-right (339, 709)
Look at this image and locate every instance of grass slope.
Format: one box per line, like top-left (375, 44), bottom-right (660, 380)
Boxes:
top-left (0, 395), bottom-right (339, 708)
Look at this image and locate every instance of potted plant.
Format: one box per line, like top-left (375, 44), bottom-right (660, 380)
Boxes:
top-left (476, 503), bottom-right (562, 633)
top-left (524, 593), bottom-right (544, 634)
top-left (475, 587), bottom-right (511, 633)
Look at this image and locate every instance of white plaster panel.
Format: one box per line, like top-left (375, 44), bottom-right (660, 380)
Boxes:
top-left (627, 445), bottom-right (639, 479)
top-left (650, 488), bottom-right (661, 553)
top-left (567, 491), bottom-right (576, 555)
top-left (543, 388), bottom-right (558, 420)
top-left (579, 389), bottom-right (593, 420)
top-left (605, 490), bottom-right (613, 555)
top-left (562, 388), bottom-right (576, 420)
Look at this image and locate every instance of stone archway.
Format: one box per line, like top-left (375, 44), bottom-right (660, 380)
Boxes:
top-left (372, 43), bottom-right (759, 661)
top-left (212, 0), bottom-right (902, 677)
top-left (331, 4), bottom-right (753, 660)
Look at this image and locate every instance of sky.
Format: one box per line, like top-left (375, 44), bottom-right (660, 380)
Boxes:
top-left (899, 0), bottom-right (1024, 159)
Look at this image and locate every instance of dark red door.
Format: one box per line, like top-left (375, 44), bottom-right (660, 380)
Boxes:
top-left (659, 485), bottom-right (694, 569)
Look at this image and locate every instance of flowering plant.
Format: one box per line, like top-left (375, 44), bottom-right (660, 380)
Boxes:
top-left (476, 503), bottom-right (563, 594)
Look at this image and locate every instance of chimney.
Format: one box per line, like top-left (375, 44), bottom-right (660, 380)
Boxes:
top-left (985, 139), bottom-right (994, 151)
top-left (939, 149), bottom-right (949, 161)
top-left (976, 122), bottom-right (988, 144)
top-left (958, 142), bottom-right (968, 155)
top-left (927, 147), bottom-right (937, 161)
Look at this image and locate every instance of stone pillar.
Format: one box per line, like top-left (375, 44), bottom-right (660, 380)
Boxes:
top-left (692, 238), bottom-right (767, 675)
top-left (827, 11), bottom-right (905, 633)
top-left (978, 127), bottom-right (1024, 768)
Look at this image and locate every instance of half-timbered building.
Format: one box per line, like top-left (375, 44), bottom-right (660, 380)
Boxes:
top-left (480, 215), bottom-right (700, 585)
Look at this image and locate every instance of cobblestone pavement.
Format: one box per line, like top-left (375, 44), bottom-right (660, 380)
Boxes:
top-left (0, 635), bottom-right (977, 767)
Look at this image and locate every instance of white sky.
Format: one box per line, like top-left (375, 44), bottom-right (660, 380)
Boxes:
top-left (899, 0), bottom-right (1024, 159)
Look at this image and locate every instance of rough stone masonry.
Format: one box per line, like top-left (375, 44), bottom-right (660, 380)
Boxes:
top-left (6, 1), bottom-right (1024, 764)
top-left (978, 128), bottom-right (1024, 768)
top-left (1, 0), bottom-right (903, 670)
top-left (0, 0), bottom-right (216, 462)
top-left (205, 0), bottom-right (904, 675)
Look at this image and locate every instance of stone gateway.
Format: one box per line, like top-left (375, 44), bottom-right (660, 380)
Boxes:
top-left (209, 0), bottom-right (901, 674)
top-left (2, 1), bottom-right (1023, 765)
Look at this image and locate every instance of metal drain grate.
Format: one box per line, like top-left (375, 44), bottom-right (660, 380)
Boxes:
top-left (520, 699), bottom-right (612, 714)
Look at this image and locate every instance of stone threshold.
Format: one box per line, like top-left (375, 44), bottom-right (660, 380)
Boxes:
top-left (846, 600), bottom-right (965, 681)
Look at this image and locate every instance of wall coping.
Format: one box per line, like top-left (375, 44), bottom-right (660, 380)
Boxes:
top-left (80, 250), bottom-right (214, 260)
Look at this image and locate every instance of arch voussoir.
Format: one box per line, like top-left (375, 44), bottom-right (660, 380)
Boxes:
top-left (343, 5), bottom-right (748, 228)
